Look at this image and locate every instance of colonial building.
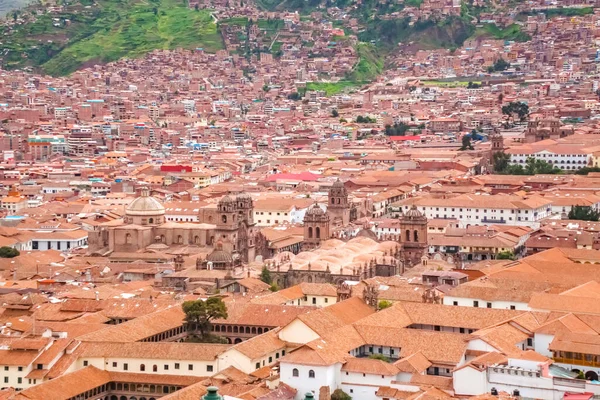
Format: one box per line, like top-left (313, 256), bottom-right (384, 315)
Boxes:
top-left (524, 118), bottom-right (574, 143)
top-left (89, 190), bottom-right (257, 264)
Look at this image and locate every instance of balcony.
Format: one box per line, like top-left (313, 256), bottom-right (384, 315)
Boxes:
top-left (554, 356), bottom-right (600, 368)
top-left (481, 218), bottom-right (506, 224)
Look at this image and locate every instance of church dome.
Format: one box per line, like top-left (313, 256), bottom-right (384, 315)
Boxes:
top-left (404, 205), bottom-right (425, 219)
top-left (126, 189), bottom-right (165, 217)
top-left (236, 192), bottom-right (252, 201)
top-left (306, 203), bottom-right (326, 216)
top-left (332, 179), bottom-right (344, 188)
top-left (219, 194), bottom-right (235, 205)
top-left (207, 242), bottom-right (233, 264)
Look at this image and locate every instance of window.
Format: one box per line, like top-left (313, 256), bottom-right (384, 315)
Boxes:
top-left (140, 364), bottom-right (146, 372)
top-left (3, 367), bottom-right (7, 371)
top-left (3, 377), bottom-right (7, 383)
top-left (460, 328), bottom-right (465, 334)
top-left (308, 370), bottom-right (315, 378)
top-left (164, 364), bottom-right (169, 370)
top-left (453, 301), bottom-right (458, 306)
top-left (37, 364), bottom-right (42, 370)
top-left (510, 305), bottom-right (516, 310)
top-left (276, 352), bottom-right (280, 359)
top-left (325, 298), bottom-right (328, 303)
top-left (527, 338), bottom-right (533, 347)
top-left (207, 365), bottom-right (213, 372)
top-left (124, 363), bottom-right (128, 371)
top-left (174, 363), bottom-right (180, 370)
top-left (282, 350), bottom-right (285, 356)
top-left (292, 368), bottom-right (299, 377)
top-left (153, 365), bottom-right (158, 372)
top-left (188, 364), bottom-right (193, 371)
top-left (312, 297), bottom-right (316, 304)
top-left (112, 362), bottom-right (117, 368)
top-left (487, 302), bottom-right (492, 308)
top-left (269, 357), bottom-right (273, 363)
top-left (256, 363), bottom-right (260, 370)
top-left (473, 301), bottom-right (479, 308)
top-left (17, 378), bottom-right (22, 384)
top-left (83, 361), bottom-right (88, 367)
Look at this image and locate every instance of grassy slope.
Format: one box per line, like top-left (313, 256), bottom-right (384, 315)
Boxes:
top-left (473, 23), bottom-right (530, 42)
top-left (346, 42), bottom-right (383, 82)
top-left (359, 16), bottom-right (475, 50)
top-left (305, 81), bottom-right (360, 96)
top-left (2, 0), bottom-right (222, 76)
top-left (42, 0), bottom-right (222, 76)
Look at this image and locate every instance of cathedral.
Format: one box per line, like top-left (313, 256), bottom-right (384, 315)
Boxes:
top-left (302, 179), bottom-right (428, 267)
top-left (88, 189), bottom-right (257, 265)
top-left (266, 179), bottom-right (429, 288)
top-left (302, 179), bottom-right (354, 251)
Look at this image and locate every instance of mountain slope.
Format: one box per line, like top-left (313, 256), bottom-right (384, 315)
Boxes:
top-left (2, 0), bottom-right (222, 76)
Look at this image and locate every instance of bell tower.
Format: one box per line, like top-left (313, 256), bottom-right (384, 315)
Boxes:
top-left (399, 205), bottom-right (428, 268)
top-left (489, 127), bottom-right (505, 172)
top-left (328, 179), bottom-right (350, 226)
top-left (303, 203), bottom-right (330, 250)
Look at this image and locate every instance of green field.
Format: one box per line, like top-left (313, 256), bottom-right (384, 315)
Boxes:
top-left (2, 0), bottom-right (222, 76)
top-left (305, 81), bottom-right (363, 95)
top-left (474, 23), bottom-right (530, 42)
top-left (520, 6), bottom-right (593, 18)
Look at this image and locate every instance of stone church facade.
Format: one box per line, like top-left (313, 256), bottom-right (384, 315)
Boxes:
top-left (89, 189), bottom-right (257, 264)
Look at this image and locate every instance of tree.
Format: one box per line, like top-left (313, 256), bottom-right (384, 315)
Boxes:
top-left (460, 135), bottom-right (474, 151)
top-left (493, 151), bottom-right (511, 173)
top-left (498, 157), bottom-right (561, 175)
top-left (493, 58), bottom-right (510, 72)
top-left (502, 101), bottom-right (530, 124)
top-left (331, 389), bottom-right (352, 400)
top-left (152, 7), bottom-right (158, 15)
top-left (575, 166), bottom-right (600, 175)
top-left (378, 300), bottom-right (393, 310)
top-left (182, 297), bottom-right (228, 338)
top-left (331, 109), bottom-right (339, 118)
top-left (496, 250), bottom-right (515, 260)
top-left (568, 205), bottom-right (600, 221)
top-left (269, 283), bottom-right (279, 292)
top-left (368, 354), bottom-right (390, 362)
top-left (260, 266), bottom-right (272, 284)
top-left (194, 3), bottom-right (199, 10)
top-left (467, 81), bottom-right (480, 89)
top-left (355, 115), bottom-right (376, 123)
top-left (384, 122), bottom-right (409, 136)
top-left (0, 247), bottom-right (19, 258)
top-left (287, 92), bottom-right (301, 101)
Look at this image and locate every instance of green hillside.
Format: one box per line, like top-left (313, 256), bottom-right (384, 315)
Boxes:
top-left (2, 0), bottom-right (222, 76)
top-left (359, 16), bottom-right (475, 50)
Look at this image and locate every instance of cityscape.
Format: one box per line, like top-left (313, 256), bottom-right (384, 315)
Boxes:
top-left (1, 0), bottom-right (600, 398)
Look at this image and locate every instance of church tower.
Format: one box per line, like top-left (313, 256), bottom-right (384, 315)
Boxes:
top-left (303, 203), bottom-right (330, 250)
top-left (328, 179), bottom-right (350, 226)
top-left (399, 205), bottom-right (428, 268)
top-left (489, 128), bottom-right (504, 172)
